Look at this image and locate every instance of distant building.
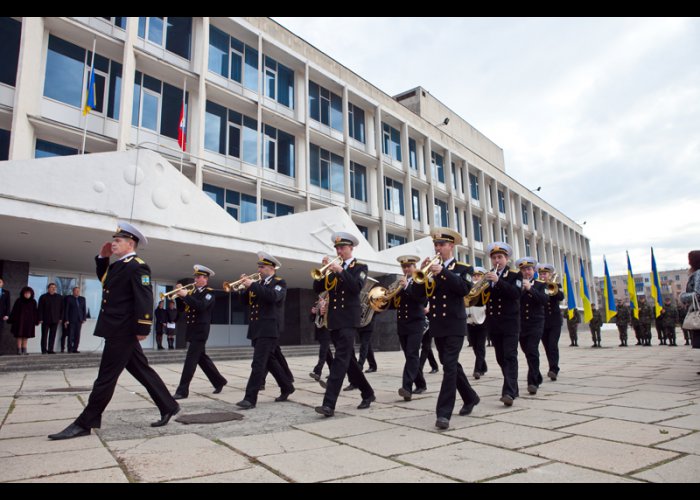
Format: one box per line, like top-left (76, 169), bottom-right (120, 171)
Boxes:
top-left (594, 269), bottom-right (689, 305)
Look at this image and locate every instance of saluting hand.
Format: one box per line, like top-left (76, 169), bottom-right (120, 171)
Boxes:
top-left (99, 241), bottom-right (113, 258)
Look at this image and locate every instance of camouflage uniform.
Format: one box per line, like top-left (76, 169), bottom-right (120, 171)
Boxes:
top-left (654, 306), bottom-right (665, 345)
top-left (615, 303), bottom-right (631, 346)
top-left (660, 299), bottom-right (679, 346)
top-left (566, 308), bottom-right (580, 346)
top-left (589, 306), bottom-right (603, 347)
top-left (638, 299), bottom-right (653, 346)
top-left (631, 311), bottom-right (641, 344)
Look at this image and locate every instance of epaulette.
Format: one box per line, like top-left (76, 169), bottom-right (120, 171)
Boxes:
top-left (123, 256), bottom-right (134, 263)
top-left (274, 276), bottom-right (282, 281)
top-left (135, 257), bottom-right (146, 265)
top-left (455, 261), bottom-right (469, 267)
top-left (536, 279), bottom-right (546, 283)
top-left (353, 260), bottom-right (366, 266)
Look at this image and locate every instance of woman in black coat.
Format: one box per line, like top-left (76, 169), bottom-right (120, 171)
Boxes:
top-left (8, 286), bottom-right (39, 355)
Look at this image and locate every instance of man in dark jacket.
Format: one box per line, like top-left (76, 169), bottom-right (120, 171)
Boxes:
top-left (38, 283), bottom-right (63, 354)
top-left (537, 263), bottom-right (564, 379)
top-left (63, 286), bottom-right (87, 353)
top-left (517, 257), bottom-right (547, 395)
top-left (49, 221), bottom-right (179, 440)
top-left (0, 277), bottom-right (10, 337)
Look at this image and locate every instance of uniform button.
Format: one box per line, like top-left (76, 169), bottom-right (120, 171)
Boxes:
top-left (443, 295), bottom-right (447, 299)
top-left (443, 304), bottom-right (447, 308)
top-left (334, 307), bottom-right (337, 310)
top-left (442, 313), bottom-right (446, 317)
top-left (432, 314), bottom-right (436, 318)
top-left (103, 299), bottom-right (107, 303)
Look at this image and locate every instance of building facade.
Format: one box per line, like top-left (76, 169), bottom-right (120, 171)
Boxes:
top-left (594, 269), bottom-right (690, 307)
top-left (0, 17), bottom-right (590, 352)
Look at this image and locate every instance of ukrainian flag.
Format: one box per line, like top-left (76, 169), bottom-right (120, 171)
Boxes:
top-left (603, 256), bottom-right (617, 322)
top-left (562, 255), bottom-right (577, 320)
top-left (627, 251), bottom-right (639, 320)
top-left (83, 65), bottom-right (95, 116)
top-left (650, 247), bottom-right (663, 318)
top-left (579, 258), bottom-right (593, 323)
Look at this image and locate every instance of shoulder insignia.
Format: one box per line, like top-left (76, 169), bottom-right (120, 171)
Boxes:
top-left (205, 294), bottom-right (212, 301)
top-left (274, 285), bottom-right (283, 292)
top-left (503, 269), bottom-right (509, 277)
top-left (456, 261), bottom-right (468, 267)
top-left (275, 276), bottom-right (282, 281)
top-left (123, 256), bottom-right (134, 263)
top-left (141, 275), bottom-right (151, 286)
top-left (448, 262), bottom-right (456, 270)
top-left (516, 279), bottom-right (523, 288)
top-left (135, 257), bottom-right (146, 264)
top-left (360, 270), bottom-right (367, 280)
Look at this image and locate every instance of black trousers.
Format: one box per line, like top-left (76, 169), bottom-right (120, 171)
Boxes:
top-left (357, 330), bottom-right (377, 370)
top-left (434, 335), bottom-right (478, 420)
top-left (313, 329), bottom-right (333, 375)
top-left (419, 330), bottom-right (439, 371)
top-left (75, 336), bottom-right (177, 428)
top-left (66, 322), bottom-right (83, 353)
top-left (398, 324), bottom-right (426, 392)
top-left (568, 324), bottom-right (578, 344)
top-left (175, 339), bottom-right (227, 396)
top-left (519, 325), bottom-right (544, 387)
top-left (323, 327), bottom-right (373, 409)
top-left (488, 316), bottom-right (520, 399)
top-left (245, 337), bottom-right (294, 405)
top-left (541, 322), bottom-right (561, 374)
top-left (40, 322), bottom-right (59, 353)
top-left (467, 323), bottom-right (488, 375)
top-left (590, 326), bottom-right (602, 344)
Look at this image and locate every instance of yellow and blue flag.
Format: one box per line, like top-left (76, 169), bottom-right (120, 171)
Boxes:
top-left (650, 247), bottom-right (663, 318)
top-left (603, 256), bottom-right (617, 322)
top-left (579, 258), bottom-right (593, 323)
top-left (83, 65), bottom-right (95, 116)
top-left (562, 255), bottom-right (577, 320)
top-left (626, 251), bottom-right (639, 320)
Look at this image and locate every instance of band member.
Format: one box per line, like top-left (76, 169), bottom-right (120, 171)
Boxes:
top-left (49, 222), bottom-right (179, 440)
top-left (173, 265), bottom-right (228, 399)
top-left (235, 252), bottom-right (295, 409)
top-left (517, 257), bottom-right (547, 395)
top-left (466, 267), bottom-right (489, 379)
top-left (310, 292), bottom-right (333, 387)
top-left (419, 317), bottom-right (439, 374)
top-left (314, 232), bottom-right (375, 417)
top-left (390, 255), bottom-right (428, 401)
top-left (537, 263), bottom-right (565, 379)
top-left (484, 242), bottom-right (522, 407)
top-left (424, 228), bottom-right (479, 430)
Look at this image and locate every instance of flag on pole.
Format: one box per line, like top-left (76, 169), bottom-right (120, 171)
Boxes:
top-left (562, 255), bottom-right (577, 320)
top-left (579, 258), bottom-right (593, 323)
top-left (177, 82), bottom-right (187, 151)
top-left (650, 247), bottom-right (663, 318)
top-left (626, 251), bottom-right (639, 320)
top-left (603, 255), bottom-right (617, 322)
top-left (83, 65), bottom-right (96, 116)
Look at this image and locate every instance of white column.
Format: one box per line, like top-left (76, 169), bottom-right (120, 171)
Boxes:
top-left (116, 17), bottom-right (138, 151)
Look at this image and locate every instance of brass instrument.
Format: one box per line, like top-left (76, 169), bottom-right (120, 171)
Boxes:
top-left (367, 277), bottom-right (405, 312)
top-left (464, 265), bottom-right (498, 307)
top-left (313, 291), bottom-right (329, 329)
top-left (413, 254), bottom-right (443, 284)
top-left (159, 283), bottom-right (195, 300)
top-left (544, 272), bottom-right (560, 296)
top-left (222, 272), bottom-right (262, 293)
top-left (311, 255), bottom-right (343, 281)
top-left (359, 277), bottom-right (379, 328)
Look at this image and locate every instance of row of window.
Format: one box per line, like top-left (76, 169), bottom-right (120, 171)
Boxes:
top-left (202, 183), bottom-right (294, 222)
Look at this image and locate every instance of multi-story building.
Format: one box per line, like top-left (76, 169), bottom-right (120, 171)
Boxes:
top-left (0, 17), bottom-right (590, 352)
top-left (594, 269), bottom-right (690, 306)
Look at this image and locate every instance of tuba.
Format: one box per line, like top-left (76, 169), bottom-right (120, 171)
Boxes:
top-left (359, 277), bottom-right (379, 328)
top-left (544, 272), bottom-right (560, 296)
top-left (222, 273), bottom-right (262, 293)
top-left (464, 265), bottom-right (498, 307)
top-left (367, 277), bottom-right (405, 312)
top-left (313, 291), bottom-right (329, 329)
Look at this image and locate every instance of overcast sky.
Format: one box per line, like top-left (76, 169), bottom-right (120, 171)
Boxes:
top-left (273, 17), bottom-right (700, 277)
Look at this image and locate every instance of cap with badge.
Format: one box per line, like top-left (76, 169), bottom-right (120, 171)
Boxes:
top-left (431, 227), bottom-right (463, 246)
top-left (193, 264), bottom-right (215, 277)
top-left (113, 220), bottom-right (148, 247)
top-left (515, 257), bottom-right (537, 269)
top-left (487, 241), bottom-right (512, 257)
top-left (257, 251), bottom-right (281, 269)
top-left (473, 266), bottom-right (487, 276)
top-left (397, 255), bottom-right (420, 266)
top-left (536, 263), bottom-right (555, 274)
top-left (331, 231), bottom-right (359, 248)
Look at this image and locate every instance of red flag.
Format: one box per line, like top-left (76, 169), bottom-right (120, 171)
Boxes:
top-left (177, 100), bottom-right (186, 151)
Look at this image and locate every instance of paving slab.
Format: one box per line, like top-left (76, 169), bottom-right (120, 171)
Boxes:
top-left (169, 466), bottom-right (287, 483)
top-left (653, 430), bottom-right (700, 454)
top-left (487, 462), bottom-right (640, 483)
top-left (632, 454), bottom-right (700, 483)
top-left (338, 426), bottom-right (460, 456)
top-left (597, 391), bottom-right (696, 410)
top-left (654, 414), bottom-right (700, 431)
top-left (0, 434), bottom-right (103, 458)
top-left (386, 412), bottom-right (493, 432)
top-left (329, 465), bottom-right (457, 483)
top-left (489, 408), bottom-right (595, 429)
top-left (0, 418), bottom-right (75, 439)
top-left (221, 429), bottom-right (338, 457)
top-left (525, 435), bottom-right (679, 474)
top-left (15, 467), bottom-right (128, 483)
top-left (294, 415), bottom-right (397, 439)
top-left (0, 445), bottom-right (119, 482)
top-left (574, 405), bottom-right (693, 424)
top-left (558, 417), bottom-right (692, 446)
top-left (446, 421), bottom-right (567, 449)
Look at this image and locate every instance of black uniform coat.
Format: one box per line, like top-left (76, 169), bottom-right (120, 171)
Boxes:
top-left (95, 255), bottom-right (153, 338)
top-left (241, 275), bottom-right (286, 339)
top-left (181, 287), bottom-right (216, 341)
top-left (389, 279), bottom-right (428, 335)
top-left (0, 287), bottom-right (11, 321)
top-left (544, 289), bottom-right (565, 328)
top-left (313, 259), bottom-right (367, 330)
top-left (485, 268), bottom-right (523, 321)
top-left (426, 259), bottom-right (473, 337)
top-left (520, 280), bottom-right (548, 334)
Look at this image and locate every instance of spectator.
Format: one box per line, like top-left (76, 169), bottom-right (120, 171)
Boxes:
top-left (8, 286), bottom-right (39, 355)
top-left (0, 277), bottom-right (10, 338)
top-left (38, 283), bottom-right (63, 354)
top-left (63, 286), bottom-right (87, 353)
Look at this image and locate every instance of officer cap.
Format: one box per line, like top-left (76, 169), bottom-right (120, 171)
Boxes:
top-left (516, 257), bottom-right (537, 269)
top-left (473, 266), bottom-right (488, 275)
top-left (397, 255), bottom-right (420, 266)
top-left (193, 264), bottom-right (215, 277)
top-left (487, 242), bottom-right (512, 257)
top-left (257, 251), bottom-right (281, 269)
top-left (332, 231), bottom-right (359, 248)
top-left (536, 263), bottom-right (555, 273)
top-left (113, 220), bottom-right (148, 247)
top-left (431, 227), bottom-right (462, 246)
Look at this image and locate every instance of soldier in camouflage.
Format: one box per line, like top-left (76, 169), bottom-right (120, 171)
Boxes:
top-left (589, 304), bottom-right (603, 347)
top-left (615, 300), bottom-right (631, 347)
top-left (638, 296), bottom-right (653, 346)
top-left (566, 308), bottom-right (580, 346)
top-left (660, 296), bottom-right (679, 346)
top-left (678, 301), bottom-right (691, 345)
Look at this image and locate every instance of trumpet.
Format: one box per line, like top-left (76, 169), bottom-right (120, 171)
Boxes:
top-left (464, 265), bottom-right (497, 307)
top-left (544, 272), bottom-right (560, 296)
top-left (159, 282), bottom-right (196, 300)
top-left (223, 272), bottom-right (262, 292)
top-left (311, 255), bottom-right (343, 281)
top-left (413, 254), bottom-right (443, 284)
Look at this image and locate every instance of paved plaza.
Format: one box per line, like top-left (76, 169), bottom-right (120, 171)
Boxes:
top-left (0, 332), bottom-right (698, 483)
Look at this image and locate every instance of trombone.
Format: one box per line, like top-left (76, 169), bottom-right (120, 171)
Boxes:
top-left (413, 254), bottom-right (443, 284)
top-left (311, 255), bottom-right (343, 281)
top-left (223, 273), bottom-right (262, 293)
top-left (159, 282), bottom-right (195, 300)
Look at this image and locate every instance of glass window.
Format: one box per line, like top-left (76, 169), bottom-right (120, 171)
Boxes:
top-left (434, 198), bottom-right (448, 227)
top-left (242, 115), bottom-right (258, 165)
top-left (35, 139), bottom-right (78, 158)
top-left (431, 151), bottom-right (445, 183)
top-left (330, 152), bottom-right (344, 194)
top-left (203, 183), bottom-right (224, 207)
top-left (147, 17), bottom-right (164, 45)
top-left (277, 63), bottom-right (294, 108)
top-left (81, 277), bottom-right (102, 320)
top-left (408, 138), bottom-right (417, 169)
top-left (204, 100), bottom-right (226, 154)
top-left (165, 17), bottom-right (191, 60)
top-left (309, 81), bottom-right (340, 129)
top-left (469, 173), bottom-right (479, 200)
top-left (451, 163), bottom-right (458, 190)
top-left (348, 103), bottom-right (365, 143)
top-left (44, 35), bottom-right (85, 108)
top-left (525, 239), bottom-right (531, 256)
top-left (262, 199), bottom-right (294, 219)
top-left (522, 204), bottom-right (529, 225)
top-left (384, 178), bottom-right (404, 216)
top-left (498, 190), bottom-right (506, 213)
top-left (381, 123), bottom-right (402, 161)
top-left (350, 161), bottom-right (367, 202)
top-left (0, 128), bottom-right (9, 161)
top-left (411, 189), bottom-right (421, 221)
top-left (107, 61), bottom-right (122, 119)
top-left (160, 82), bottom-right (184, 139)
top-left (330, 93), bottom-right (343, 131)
top-left (141, 91), bottom-right (159, 131)
top-left (240, 193), bottom-right (257, 223)
top-left (475, 256), bottom-right (483, 268)
top-left (208, 25), bottom-right (229, 77)
top-left (472, 215), bottom-right (483, 242)
top-left (243, 45), bottom-right (258, 91)
top-left (309, 82), bottom-right (320, 121)
top-left (310, 144), bottom-right (343, 194)
top-left (277, 129), bottom-right (295, 177)
top-left (387, 233), bottom-right (407, 248)
top-left (0, 17), bottom-right (21, 87)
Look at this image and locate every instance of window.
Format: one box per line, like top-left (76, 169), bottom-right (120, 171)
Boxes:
top-left (525, 239), bottom-right (531, 256)
top-left (381, 123), bottom-right (401, 161)
top-left (138, 17), bottom-right (191, 60)
top-left (472, 215), bottom-right (483, 242)
top-left (498, 190), bottom-right (506, 214)
top-left (44, 35), bottom-right (87, 108)
top-left (35, 139), bottom-right (78, 158)
top-left (500, 227), bottom-right (509, 243)
top-left (356, 224), bottom-right (369, 240)
top-left (451, 162), bottom-right (458, 190)
top-left (264, 56), bottom-right (294, 108)
top-left (475, 256), bottom-right (483, 268)
top-left (469, 173), bottom-right (479, 200)
top-left (310, 144), bottom-right (344, 194)
top-left (434, 198), bottom-right (448, 227)
top-left (262, 199), bottom-right (294, 219)
top-left (0, 128), bottom-right (9, 161)
top-left (408, 138), bottom-right (417, 170)
top-left (132, 71), bottom-right (186, 140)
top-left (101, 17), bottom-right (126, 29)
top-left (0, 17), bottom-right (21, 87)
top-left (384, 178), bottom-right (404, 216)
top-left (263, 124), bottom-right (295, 177)
top-left (309, 81), bottom-right (341, 130)
top-left (348, 102), bottom-right (365, 142)
top-left (411, 189), bottom-right (421, 221)
top-left (204, 100), bottom-right (258, 165)
top-left (431, 151), bottom-right (445, 183)
top-left (522, 204), bottom-right (529, 225)
top-left (203, 183), bottom-right (258, 222)
top-left (350, 161), bottom-right (367, 202)
top-left (454, 208), bottom-right (460, 232)
top-left (534, 211), bottom-right (538, 230)
top-left (208, 26), bottom-right (259, 91)
top-left (387, 233), bottom-right (407, 248)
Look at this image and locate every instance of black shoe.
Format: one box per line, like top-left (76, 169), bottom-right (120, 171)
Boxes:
top-left (151, 404), bottom-right (180, 427)
top-left (309, 372), bottom-right (321, 381)
top-left (47, 351), bottom-right (55, 354)
top-left (275, 387), bottom-right (295, 402)
top-left (429, 368), bottom-right (439, 374)
top-left (459, 395), bottom-right (480, 416)
top-left (60, 349), bottom-right (65, 353)
top-left (364, 367), bottom-right (377, 373)
top-left (213, 380), bottom-right (228, 394)
top-left (547, 370), bottom-right (557, 381)
top-left (315, 406), bottom-right (334, 417)
top-left (500, 395), bottom-right (514, 407)
top-left (173, 393), bottom-right (187, 400)
top-left (235, 400), bottom-right (256, 410)
top-left (357, 394), bottom-right (376, 409)
top-left (48, 423), bottom-right (90, 440)
top-left (73, 350), bottom-right (80, 354)
top-left (527, 385), bottom-right (538, 395)
top-left (398, 387), bottom-right (412, 401)
top-left (343, 383), bottom-right (357, 391)
top-left (157, 346), bottom-right (164, 350)
top-left (318, 379), bottom-right (328, 389)
top-left (435, 417), bottom-right (449, 430)
top-left (414, 387), bottom-right (427, 394)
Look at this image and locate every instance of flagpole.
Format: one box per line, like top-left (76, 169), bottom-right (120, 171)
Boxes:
top-left (180, 78), bottom-right (186, 173)
top-left (81, 37), bottom-right (97, 155)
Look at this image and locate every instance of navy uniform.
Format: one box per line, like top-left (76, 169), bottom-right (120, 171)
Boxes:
top-left (425, 228), bottom-right (479, 430)
top-left (236, 253), bottom-right (295, 409)
top-left (537, 263), bottom-right (564, 380)
top-left (314, 232), bottom-right (375, 417)
top-left (517, 257), bottom-right (547, 395)
top-left (466, 267), bottom-right (489, 379)
top-left (389, 255), bottom-right (428, 400)
top-left (49, 222), bottom-right (179, 440)
top-left (310, 292), bottom-right (333, 383)
top-left (173, 265), bottom-right (227, 399)
top-left (484, 242), bottom-right (523, 406)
